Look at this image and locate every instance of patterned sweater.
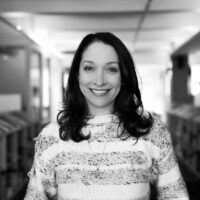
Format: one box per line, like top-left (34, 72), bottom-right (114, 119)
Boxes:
top-left (24, 114), bottom-right (189, 200)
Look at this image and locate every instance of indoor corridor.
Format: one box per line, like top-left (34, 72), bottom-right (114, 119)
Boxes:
top-left (1, 0), bottom-right (200, 200)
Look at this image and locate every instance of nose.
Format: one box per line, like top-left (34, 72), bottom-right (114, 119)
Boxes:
top-left (94, 70), bottom-right (106, 87)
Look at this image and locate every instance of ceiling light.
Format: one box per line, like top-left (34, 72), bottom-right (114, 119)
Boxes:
top-left (16, 25), bottom-right (22, 31)
top-left (183, 26), bottom-right (199, 33)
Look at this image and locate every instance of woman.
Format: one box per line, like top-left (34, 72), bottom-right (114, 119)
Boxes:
top-left (24, 32), bottom-right (189, 200)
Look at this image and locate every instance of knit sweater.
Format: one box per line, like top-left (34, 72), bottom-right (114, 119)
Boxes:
top-left (24, 114), bottom-right (189, 200)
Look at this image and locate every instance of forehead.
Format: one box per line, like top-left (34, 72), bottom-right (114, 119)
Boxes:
top-left (81, 41), bottom-right (118, 62)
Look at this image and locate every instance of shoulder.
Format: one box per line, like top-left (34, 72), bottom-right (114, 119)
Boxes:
top-left (142, 114), bottom-right (172, 150)
top-left (34, 122), bottom-right (60, 158)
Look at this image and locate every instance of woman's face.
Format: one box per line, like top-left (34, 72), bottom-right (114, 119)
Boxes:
top-left (78, 41), bottom-right (121, 115)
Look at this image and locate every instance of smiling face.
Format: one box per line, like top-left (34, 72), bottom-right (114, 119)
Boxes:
top-left (78, 41), bottom-right (121, 116)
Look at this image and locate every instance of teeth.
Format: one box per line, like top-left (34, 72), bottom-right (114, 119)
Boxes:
top-left (92, 89), bottom-right (107, 94)
top-left (90, 89), bottom-right (109, 95)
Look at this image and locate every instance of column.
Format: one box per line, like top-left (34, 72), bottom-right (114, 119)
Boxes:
top-left (171, 55), bottom-right (192, 104)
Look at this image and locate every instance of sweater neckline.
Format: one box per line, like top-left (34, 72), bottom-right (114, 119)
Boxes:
top-left (86, 114), bottom-right (117, 125)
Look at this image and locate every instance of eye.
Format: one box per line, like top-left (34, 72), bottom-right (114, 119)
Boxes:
top-left (106, 65), bottom-right (119, 73)
top-left (83, 65), bottom-right (94, 72)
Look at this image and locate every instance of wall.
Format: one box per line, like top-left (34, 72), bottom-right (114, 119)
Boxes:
top-left (137, 64), bottom-right (167, 118)
top-left (0, 49), bottom-right (28, 110)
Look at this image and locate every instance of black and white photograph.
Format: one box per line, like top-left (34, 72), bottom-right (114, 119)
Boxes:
top-left (0, 0), bottom-right (200, 200)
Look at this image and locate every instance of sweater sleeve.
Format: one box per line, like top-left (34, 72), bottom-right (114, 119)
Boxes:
top-left (24, 123), bottom-right (59, 200)
top-left (150, 117), bottom-right (189, 200)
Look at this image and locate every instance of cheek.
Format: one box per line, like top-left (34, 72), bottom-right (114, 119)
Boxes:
top-left (78, 75), bottom-right (86, 87)
top-left (78, 79), bottom-right (87, 97)
top-left (110, 75), bottom-right (121, 88)
top-left (78, 74), bottom-right (85, 92)
top-left (78, 72), bottom-right (91, 85)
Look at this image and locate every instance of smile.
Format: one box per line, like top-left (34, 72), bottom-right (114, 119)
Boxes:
top-left (89, 88), bottom-right (110, 96)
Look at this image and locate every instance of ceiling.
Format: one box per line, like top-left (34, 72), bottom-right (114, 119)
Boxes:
top-left (0, 0), bottom-right (200, 65)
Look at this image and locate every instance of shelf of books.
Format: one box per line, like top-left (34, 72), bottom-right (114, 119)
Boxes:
top-left (0, 111), bottom-right (41, 200)
top-left (167, 104), bottom-right (200, 179)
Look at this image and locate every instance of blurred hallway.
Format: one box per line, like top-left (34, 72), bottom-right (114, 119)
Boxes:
top-left (1, 0), bottom-right (200, 200)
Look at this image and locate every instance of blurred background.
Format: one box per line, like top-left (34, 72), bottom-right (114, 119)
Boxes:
top-left (0, 0), bottom-right (200, 199)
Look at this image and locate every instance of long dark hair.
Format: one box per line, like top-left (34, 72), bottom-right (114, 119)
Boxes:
top-left (57, 32), bottom-right (153, 142)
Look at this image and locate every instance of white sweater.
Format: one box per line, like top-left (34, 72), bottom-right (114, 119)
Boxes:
top-left (24, 114), bottom-right (189, 200)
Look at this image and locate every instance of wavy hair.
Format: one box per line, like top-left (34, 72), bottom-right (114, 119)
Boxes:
top-left (57, 32), bottom-right (153, 142)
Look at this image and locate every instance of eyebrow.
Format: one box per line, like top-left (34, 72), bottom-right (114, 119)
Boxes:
top-left (80, 60), bottom-right (119, 65)
top-left (80, 60), bottom-right (94, 65)
top-left (106, 61), bottom-right (119, 65)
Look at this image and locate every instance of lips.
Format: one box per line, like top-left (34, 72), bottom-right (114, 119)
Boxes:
top-left (89, 88), bottom-right (110, 96)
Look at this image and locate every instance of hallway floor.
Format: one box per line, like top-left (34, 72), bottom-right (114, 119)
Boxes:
top-left (178, 159), bottom-right (200, 200)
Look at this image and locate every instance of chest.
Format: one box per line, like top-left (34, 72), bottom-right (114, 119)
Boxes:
top-left (51, 140), bottom-right (156, 185)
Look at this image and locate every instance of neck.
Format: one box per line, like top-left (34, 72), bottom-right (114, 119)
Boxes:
top-left (88, 107), bottom-right (114, 116)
